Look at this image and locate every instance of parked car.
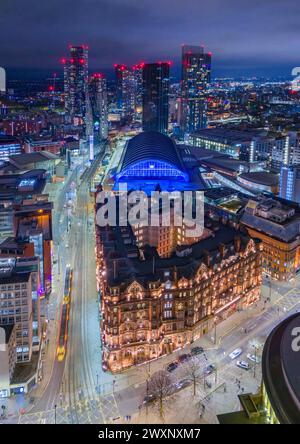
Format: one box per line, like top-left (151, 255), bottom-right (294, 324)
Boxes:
top-left (167, 361), bottom-right (178, 372)
top-left (142, 394), bottom-right (156, 405)
top-left (229, 348), bottom-right (243, 360)
top-left (172, 379), bottom-right (191, 392)
top-left (204, 364), bottom-right (216, 375)
top-left (191, 346), bottom-right (204, 356)
top-left (236, 360), bottom-right (250, 370)
top-left (205, 380), bottom-right (212, 389)
top-left (247, 354), bottom-right (260, 364)
top-left (178, 353), bottom-right (192, 363)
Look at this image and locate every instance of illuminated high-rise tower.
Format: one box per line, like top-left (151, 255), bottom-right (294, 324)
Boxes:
top-left (62, 45), bottom-right (89, 122)
top-left (142, 62), bottom-right (170, 134)
top-left (88, 73), bottom-right (108, 140)
top-left (114, 64), bottom-right (135, 119)
top-left (180, 45), bottom-right (211, 134)
top-left (132, 63), bottom-right (144, 111)
top-left (0, 67), bottom-right (6, 94)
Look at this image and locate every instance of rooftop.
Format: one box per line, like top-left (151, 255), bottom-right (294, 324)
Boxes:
top-left (11, 351), bottom-right (39, 385)
top-left (241, 197), bottom-right (300, 242)
top-left (0, 324), bottom-right (15, 344)
top-left (239, 172), bottom-right (279, 187)
top-left (191, 128), bottom-right (267, 144)
top-left (97, 220), bottom-right (257, 287)
top-left (117, 131), bottom-right (187, 179)
top-left (262, 313), bottom-right (300, 424)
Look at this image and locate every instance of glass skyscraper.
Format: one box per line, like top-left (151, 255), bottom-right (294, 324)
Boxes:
top-left (142, 62), bottom-right (170, 134)
top-left (180, 45), bottom-right (211, 135)
top-left (114, 64), bottom-right (135, 119)
top-left (63, 45), bottom-right (89, 121)
top-left (88, 73), bottom-right (108, 140)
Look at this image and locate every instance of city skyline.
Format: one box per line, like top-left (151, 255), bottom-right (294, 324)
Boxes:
top-left (1, 0), bottom-right (300, 428)
top-left (1, 0), bottom-right (300, 77)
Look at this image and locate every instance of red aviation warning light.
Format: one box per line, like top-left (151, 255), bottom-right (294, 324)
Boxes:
top-left (93, 73), bottom-right (104, 79)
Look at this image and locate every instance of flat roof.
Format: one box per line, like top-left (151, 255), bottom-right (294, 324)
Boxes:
top-left (11, 352), bottom-right (39, 385)
top-left (191, 128), bottom-right (266, 144)
top-left (239, 172), bottom-right (279, 186)
top-left (8, 151), bottom-right (58, 166)
top-left (0, 324), bottom-right (14, 343)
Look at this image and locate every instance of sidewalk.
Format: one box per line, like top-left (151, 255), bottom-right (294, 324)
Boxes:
top-left (2, 178), bottom-right (71, 418)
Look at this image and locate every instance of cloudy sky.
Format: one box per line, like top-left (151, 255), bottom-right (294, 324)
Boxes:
top-left (0, 0), bottom-right (299, 77)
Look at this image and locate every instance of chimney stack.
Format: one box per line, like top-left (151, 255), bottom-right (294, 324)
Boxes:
top-left (234, 236), bottom-right (241, 252)
top-left (219, 243), bottom-right (226, 257)
top-left (203, 249), bottom-right (211, 267)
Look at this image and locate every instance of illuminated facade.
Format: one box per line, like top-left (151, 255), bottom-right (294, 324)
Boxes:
top-left (180, 45), bottom-right (211, 134)
top-left (115, 65), bottom-right (136, 119)
top-left (279, 165), bottom-right (300, 204)
top-left (63, 45), bottom-right (89, 121)
top-left (13, 198), bottom-right (53, 295)
top-left (0, 257), bottom-right (40, 363)
top-left (96, 222), bottom-right (262, 373)
top-left (132, 210), bottom-right (212, 258)
top-left (0, 135), bottom-right (22, 161)
top-left (115, 131), bottom-right (189, 191)
top-left (88, 73), bottom-right (108, 140)
top-left (241, 198), bottom-right (300, 280)
top-left (132, 63), bottom-right (144, 112)
top-left (142, 63), bottom-right (170, 134)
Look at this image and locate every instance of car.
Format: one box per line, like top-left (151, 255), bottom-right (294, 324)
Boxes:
top-left (142, 394), bottom-right (156, 405)
top-left (229, 348), bottom-right (243, 360)
top-left (247, 354), bottom-right (260, 364)
top-left (178, 353), bottom-right (191, 363)
top-left (172, 379), bottom-right (191, 392)
top-left (205, 380), bottom-right (212, 389)
top-left (236, 360), bottom-right (250, 370)
top-left (167, 362), bottom-right (178, 372)
top-left (204, 364), bottom-right (216, 375)
top-left (191, 346), bottom-right (204, 356)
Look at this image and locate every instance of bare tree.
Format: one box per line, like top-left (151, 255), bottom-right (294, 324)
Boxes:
top-left (180, 356), bottom-right (203, 396)
top-left (147, 370), bottom-right (173, 420)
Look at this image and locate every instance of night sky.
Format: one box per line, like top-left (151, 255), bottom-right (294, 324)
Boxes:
top-left (1, 0), bottom-right (299, 78)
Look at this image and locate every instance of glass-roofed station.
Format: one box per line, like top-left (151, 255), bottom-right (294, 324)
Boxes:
top-left (114, 131), bottom-right (193, 193)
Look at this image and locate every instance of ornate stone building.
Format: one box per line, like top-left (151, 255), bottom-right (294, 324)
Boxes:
top-left (96, 221), bottom-right (262, 373)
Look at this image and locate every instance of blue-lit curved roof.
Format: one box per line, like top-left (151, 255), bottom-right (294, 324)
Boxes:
top-left (116, 131), bottom-right (188, 181)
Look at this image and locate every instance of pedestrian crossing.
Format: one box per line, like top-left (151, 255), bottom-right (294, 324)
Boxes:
top-left (18, 393), bottom-right (120, 424)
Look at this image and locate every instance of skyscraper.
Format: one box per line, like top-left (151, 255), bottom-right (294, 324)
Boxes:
top-left (0, 67), bottom-right (6, 93)
top-left (132, 63), bottom-right (144, 111)
top-left (280, 165), bottom-right (300, 203)
top-left (62, 45), bottom-right (89, 122)
top-left (142, 62), bottom-right (170, 134)
top-left (88, 73), bottom-right (108, 140)
top-left (180, 45), bottom-right (211, 135)
top-left (114, 64), bottom-right (135, 119)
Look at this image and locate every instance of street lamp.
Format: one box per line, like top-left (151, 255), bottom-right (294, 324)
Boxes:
top-left (253, 345), bottom-right (259, 379)
top-left (214, 319), bottom-right (217, 345)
